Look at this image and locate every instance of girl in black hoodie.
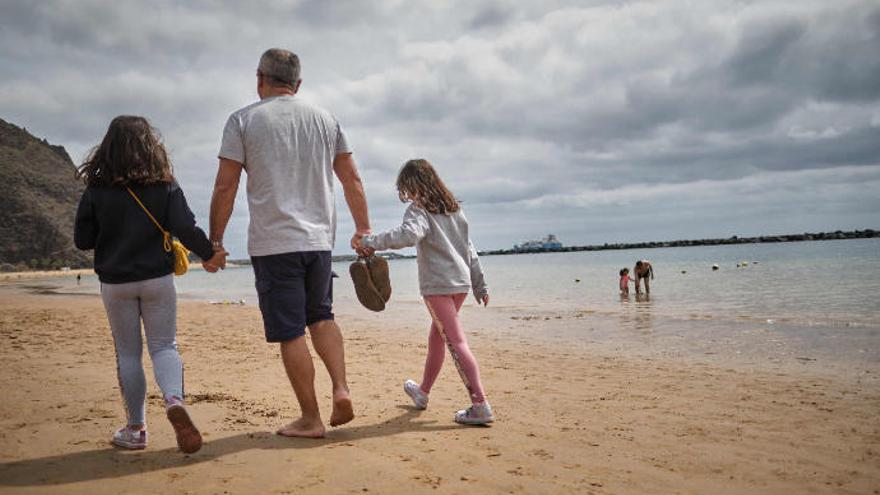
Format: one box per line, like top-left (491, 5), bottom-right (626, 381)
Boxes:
top-left (75, 116), bottom-right (224, 453)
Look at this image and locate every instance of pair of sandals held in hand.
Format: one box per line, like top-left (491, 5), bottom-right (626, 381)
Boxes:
top-left (350, 256), bottom-right (392, 311)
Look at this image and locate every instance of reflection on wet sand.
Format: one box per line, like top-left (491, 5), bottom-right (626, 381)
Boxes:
top-left (619, 292), bottom-right (654, 332)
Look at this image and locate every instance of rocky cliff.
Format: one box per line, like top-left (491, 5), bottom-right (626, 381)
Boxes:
top-left (0, 118), bottom-right (90, 270)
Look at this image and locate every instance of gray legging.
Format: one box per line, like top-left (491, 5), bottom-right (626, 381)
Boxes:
top-left (101, 274), bottom-right (183, 426)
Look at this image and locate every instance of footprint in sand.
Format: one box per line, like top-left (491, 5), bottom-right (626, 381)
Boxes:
top-left (412, 475), bottom-right (442, 488)
top-left (529, 448), bottom-right (554, 460)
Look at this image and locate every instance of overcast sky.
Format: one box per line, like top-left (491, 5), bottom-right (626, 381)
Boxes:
top-left (2, 0), bottom-right (879, 256)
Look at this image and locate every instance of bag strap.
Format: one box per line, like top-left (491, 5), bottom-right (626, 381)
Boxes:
top-left (126, 187), bottom-right (172, 252)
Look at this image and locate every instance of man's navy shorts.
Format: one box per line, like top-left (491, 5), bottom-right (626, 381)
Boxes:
top-left (251, 251), bottom-right (334, 343)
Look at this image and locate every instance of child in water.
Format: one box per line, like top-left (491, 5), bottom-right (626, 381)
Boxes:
top-left (619, 268), bottom-right (635, 295)
top-left (74, 116), bottom-right (225, 452)
top-left (356, 159), bottom-right (493, 425)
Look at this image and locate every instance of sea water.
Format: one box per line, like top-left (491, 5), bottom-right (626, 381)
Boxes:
top-left (18, 238), bottom-right (880, 369)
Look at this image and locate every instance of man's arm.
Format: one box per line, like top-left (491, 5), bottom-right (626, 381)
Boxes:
top-left (209, 158), bottom-right (243, 263)
top-left (332, 152), bottom-right (371, 250)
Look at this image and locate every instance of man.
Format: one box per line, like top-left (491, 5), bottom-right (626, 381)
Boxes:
top-left (207, 48), bottom-right (371, 438)
top-left (633, 260), bottom-right (654, 295)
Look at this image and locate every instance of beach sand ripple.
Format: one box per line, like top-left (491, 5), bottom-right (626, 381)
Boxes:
top-left (0, 294), bottom-right (878, 494)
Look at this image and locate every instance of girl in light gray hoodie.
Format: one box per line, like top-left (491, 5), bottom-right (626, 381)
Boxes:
top-left (359, 159), bottom-right (493, 425)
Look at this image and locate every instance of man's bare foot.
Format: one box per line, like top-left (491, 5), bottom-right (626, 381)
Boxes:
top-left (276, 417), bottom-right (325, 438)
top-left (329, 390), bottom-right (354, 427)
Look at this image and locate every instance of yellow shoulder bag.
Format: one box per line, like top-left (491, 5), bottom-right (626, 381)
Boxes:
top-left (126, 187), bottom-right (190, 276)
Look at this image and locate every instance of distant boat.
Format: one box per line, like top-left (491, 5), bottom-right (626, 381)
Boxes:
top-left (514, 234), bottom-right (563, 252)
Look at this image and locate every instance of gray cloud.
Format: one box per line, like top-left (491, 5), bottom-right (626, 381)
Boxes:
top-left (469, 4), bottom-right (514, 30)
top-left (1, 0), bottom-right (878, 256)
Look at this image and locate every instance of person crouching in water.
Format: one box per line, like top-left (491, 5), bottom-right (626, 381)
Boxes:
top-left (74, 116), bottom-right (226, 452)
top-left (356, 159), bottom-right (494, 425)
top-left (634, 260), bottom-right (654, 294)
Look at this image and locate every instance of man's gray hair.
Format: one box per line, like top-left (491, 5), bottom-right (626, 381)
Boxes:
top-left (258, 48), bottom-right (301, 88)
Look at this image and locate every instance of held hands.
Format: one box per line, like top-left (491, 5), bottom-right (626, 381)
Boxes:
top-left (351, 230), bottom-right (374, 258)
top-left (203, 249), bottom-right (228, 273)
top-left (476, 293), bottom-right (490, 307)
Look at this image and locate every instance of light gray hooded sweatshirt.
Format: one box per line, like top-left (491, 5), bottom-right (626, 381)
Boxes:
top-left (361, 204), bottom-right (488, 299)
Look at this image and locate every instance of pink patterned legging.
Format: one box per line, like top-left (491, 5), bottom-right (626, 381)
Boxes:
top-left (421, 293), bottom-right (486, 404)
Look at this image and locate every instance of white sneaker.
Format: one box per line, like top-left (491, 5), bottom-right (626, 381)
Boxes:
top-left (404, 379), bottom-right (429, 409)
top-left (112, 426), bottom-right (147, 449)
top-left (454, 402), bottom-right (494, 425)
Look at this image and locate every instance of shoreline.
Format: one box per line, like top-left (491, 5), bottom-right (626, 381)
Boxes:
top-left (4, 232), bottom-right (875, 274)
top-left (0, 293), bottom-right (878, 493)
top-left (0, 268), bottom-right (93, 282)
top-left (488, 228), bottom-right (879, 256)
top-left (2, 277), bottom-right (878, 379)
top-left (0, 263), bottom-right (245, 282)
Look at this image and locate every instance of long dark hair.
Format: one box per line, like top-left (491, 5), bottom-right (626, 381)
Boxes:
top-left (396, 159), bottom-right (460, 214)
top-left (77, 115), bottom-right (173, 187)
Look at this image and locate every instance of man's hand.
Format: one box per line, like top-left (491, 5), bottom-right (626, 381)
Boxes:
top-left (350, 231), bottom-right (366, 250)
top-left (203, 249), bottom-right (228, 273)
top-left (351, 230), bottom-right (374, 257)
top-left (477, 293), bottom-right (490, 307)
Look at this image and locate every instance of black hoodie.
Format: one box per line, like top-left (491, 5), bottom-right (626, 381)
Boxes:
top-left (74, 181), bottom-right (214, 283)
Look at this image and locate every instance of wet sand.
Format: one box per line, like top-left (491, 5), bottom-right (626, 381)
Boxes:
top-left (0, 292), bottom-right (878, 494)
top-left (0, 264), bottom-right (227, 283)
top-left (0, 269), bottom-right (93, 282)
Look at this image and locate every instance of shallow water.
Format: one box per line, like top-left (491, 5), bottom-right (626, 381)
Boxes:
top-left (29, 238), bottom-right (880, 326)
top-left (478, 238), bottom-right (880, 328)
top-left (11, 238), bottom-right (880, 370)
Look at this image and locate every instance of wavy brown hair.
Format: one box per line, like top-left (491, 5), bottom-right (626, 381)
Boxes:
top-left (77, 115), bottom-right (173, 187)
top-left (396, 159), bottom-right (460, 214)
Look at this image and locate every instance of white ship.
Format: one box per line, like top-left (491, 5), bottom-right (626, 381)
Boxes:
top-left (514, 234), bottom-right (563, 251)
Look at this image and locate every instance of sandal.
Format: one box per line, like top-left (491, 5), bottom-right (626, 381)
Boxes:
top-left (366, 255), bottom-right (392, 303)
top-left (349, 258), bottom-right (385, 311)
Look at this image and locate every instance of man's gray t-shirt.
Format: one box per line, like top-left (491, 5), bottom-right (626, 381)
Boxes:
top-left (218, 95), bottom-right (351, 256)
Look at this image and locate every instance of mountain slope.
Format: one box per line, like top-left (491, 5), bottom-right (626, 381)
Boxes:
top-left (0, 117), bottom-right (90, 269)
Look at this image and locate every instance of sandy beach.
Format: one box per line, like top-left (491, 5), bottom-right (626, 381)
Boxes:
top-left (0, 269), bottom-right (94, 282)
top-left (0, 290), bottom-right (878, 494)
top-left (0, 263), bottom-right (233, 283)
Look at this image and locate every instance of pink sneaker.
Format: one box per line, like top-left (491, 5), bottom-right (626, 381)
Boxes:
top-left (111, 426), bottom-right (147, 449)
